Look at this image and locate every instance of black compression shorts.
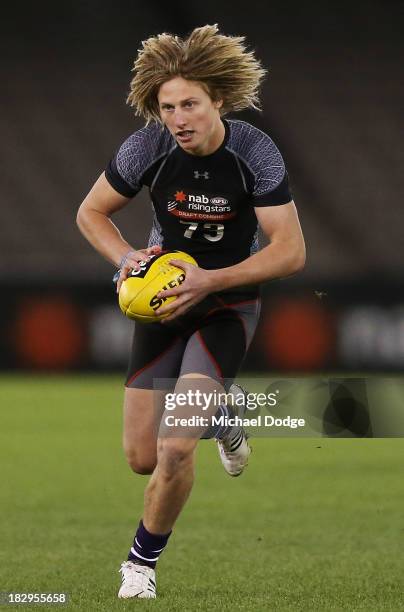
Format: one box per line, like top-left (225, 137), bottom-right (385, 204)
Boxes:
top-left (125, 293), bottom-right (261, 391)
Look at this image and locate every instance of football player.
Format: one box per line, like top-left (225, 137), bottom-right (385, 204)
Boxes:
top-left (76, 24), bottom-right (305, 599)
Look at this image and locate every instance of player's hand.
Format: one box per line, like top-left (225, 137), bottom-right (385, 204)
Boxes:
top-left (115, 245), bottom-right (162, 293)
top-left (155, 259), bottom-right (215, 321)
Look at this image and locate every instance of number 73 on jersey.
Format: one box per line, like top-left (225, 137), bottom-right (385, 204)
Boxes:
top-left (180, 220), bottom-right (224, 242)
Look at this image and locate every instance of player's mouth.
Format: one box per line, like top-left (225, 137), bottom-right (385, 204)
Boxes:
top-left (176, 130), bottom-right (194, 144)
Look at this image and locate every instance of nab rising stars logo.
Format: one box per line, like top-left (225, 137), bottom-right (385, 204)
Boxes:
top-left (167, 190), bottom-right (235, 221)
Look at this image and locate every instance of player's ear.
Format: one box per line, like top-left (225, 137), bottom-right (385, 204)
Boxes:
top-left (210, 89), bottom-right (223, 110)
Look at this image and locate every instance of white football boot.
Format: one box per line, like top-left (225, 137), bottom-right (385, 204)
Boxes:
top-left (118, 561), bottom-right (156, 599)
top-left (216, 383), bottom-right (252, 477)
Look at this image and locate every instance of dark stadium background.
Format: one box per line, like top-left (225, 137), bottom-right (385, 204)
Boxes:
top-left (1, 0), bottom-right (403, 374)
top-left (1, 5), bottom-right (404, 609)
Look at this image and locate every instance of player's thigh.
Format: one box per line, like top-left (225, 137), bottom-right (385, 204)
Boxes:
top-left (123, 387), bottom-right (167, 474)
top-left (125, 319), bottom-right (185, 389)
top-left (123, 321), bottom-right (187, 473)
top-left (179, 300), bottom-right (261, 388)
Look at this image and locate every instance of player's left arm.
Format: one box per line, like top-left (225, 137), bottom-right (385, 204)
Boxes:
top-left (212, 201), bottom-right (306, 289)
top-left (156, 200), bottom-right (305, 320)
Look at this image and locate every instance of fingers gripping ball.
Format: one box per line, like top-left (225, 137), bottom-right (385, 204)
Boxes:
top-left (118, 251), bottom-right (198, 323)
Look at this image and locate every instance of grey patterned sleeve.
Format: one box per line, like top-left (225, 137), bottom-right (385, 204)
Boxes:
top-left (227, 120), bottom-right (292, 206)
top-left (105, 123), bottom-right (174, 197)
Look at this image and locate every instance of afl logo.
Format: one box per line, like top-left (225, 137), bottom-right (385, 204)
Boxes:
top-left (210, 197), bottom-right (228, 205)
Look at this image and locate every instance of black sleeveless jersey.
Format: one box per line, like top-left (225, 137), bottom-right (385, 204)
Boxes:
top-left (105, 119), bottom-right (292, 287)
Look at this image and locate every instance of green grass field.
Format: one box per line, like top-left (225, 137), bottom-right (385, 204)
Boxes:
top-left (1, 375), bottom-right (403, 611)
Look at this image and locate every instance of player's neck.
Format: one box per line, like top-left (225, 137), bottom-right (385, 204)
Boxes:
top-left (190, 119), bottom-right (225, 157)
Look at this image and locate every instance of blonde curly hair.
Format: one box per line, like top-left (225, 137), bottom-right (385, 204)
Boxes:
top-left (127, 24), bottom-right (267, 123)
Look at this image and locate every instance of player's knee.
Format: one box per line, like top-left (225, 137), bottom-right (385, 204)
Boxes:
top-left (125, 449), bottom-right (156, 475)
top-left (157, 439), bottom-right (194, 478)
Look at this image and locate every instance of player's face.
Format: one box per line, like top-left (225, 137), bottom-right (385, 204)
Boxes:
top-left (158, 77), bottom-right (224, 156)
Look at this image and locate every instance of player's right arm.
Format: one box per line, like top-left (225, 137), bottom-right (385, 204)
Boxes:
top-left (76, 172), bottom-right (161, 288)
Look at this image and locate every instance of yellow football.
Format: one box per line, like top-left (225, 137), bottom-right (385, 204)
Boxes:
top-left (118, 251), bottom-right (198, 323)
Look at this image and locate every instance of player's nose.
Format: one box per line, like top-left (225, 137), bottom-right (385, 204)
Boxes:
top-left (173, 110), bottom-right (187, 128)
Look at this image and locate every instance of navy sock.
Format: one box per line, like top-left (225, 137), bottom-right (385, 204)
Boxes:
top-left (128, 520), bottom-right (172, 569)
